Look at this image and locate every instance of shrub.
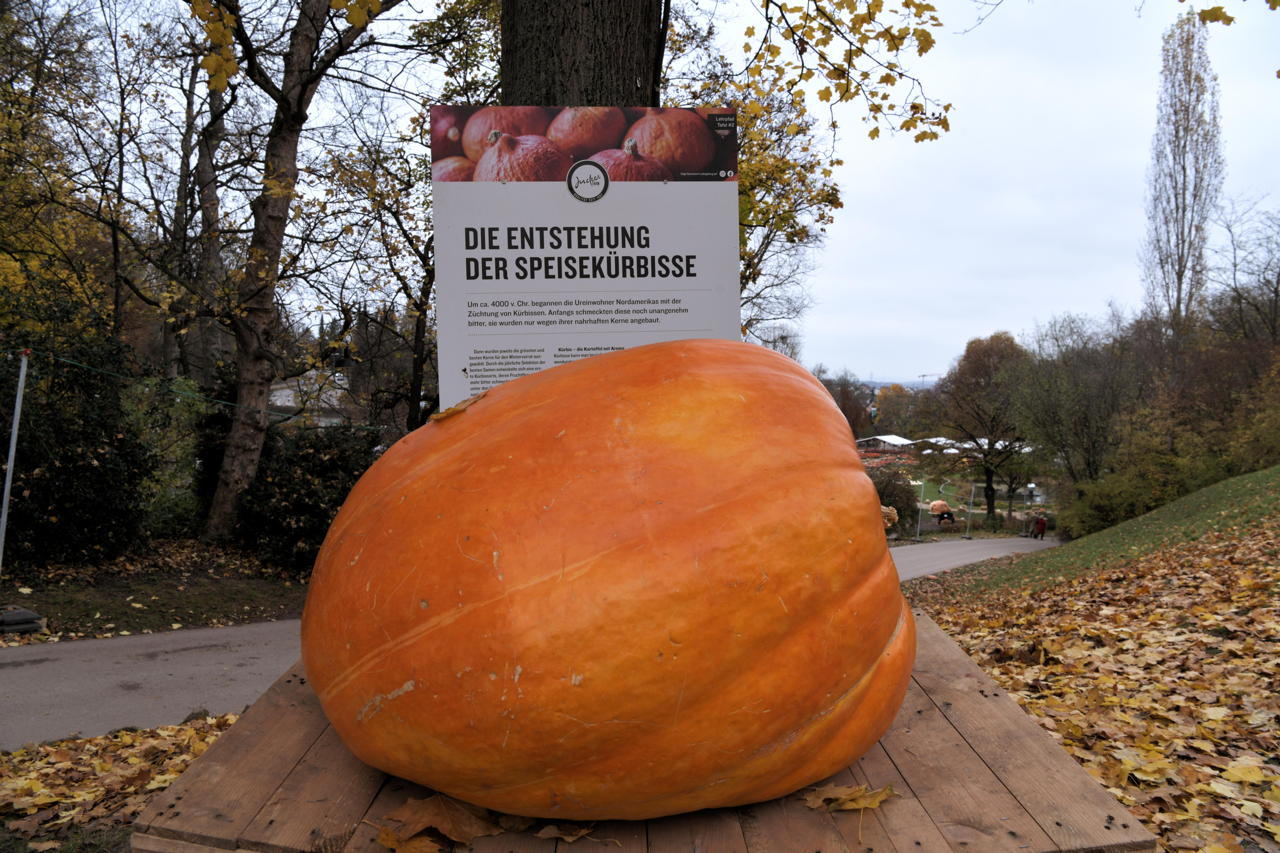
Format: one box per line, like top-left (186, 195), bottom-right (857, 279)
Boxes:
top-left (0, 341), bottom-right (154, 567)
top-left (865, 466), bottom-right (919, 538)
top-left (1228, 359), bottom-right (1280, 473)
top-left (236, 425), bottom-right (381, 576)
top-left (1058, 403), bottom-right (1227, 538)
top-left (122, 377), bottom-right (213, 538)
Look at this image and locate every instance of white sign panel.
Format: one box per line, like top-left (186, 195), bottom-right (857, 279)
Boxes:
top-left (432, 106), bottom-right (739, 408)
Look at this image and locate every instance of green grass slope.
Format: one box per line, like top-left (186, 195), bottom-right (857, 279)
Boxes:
top-left (906, 463), bottom-right (1280, 595)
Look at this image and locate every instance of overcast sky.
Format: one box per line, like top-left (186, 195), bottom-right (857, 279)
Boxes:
top-left (794, 0), bottom-right (1279, 383)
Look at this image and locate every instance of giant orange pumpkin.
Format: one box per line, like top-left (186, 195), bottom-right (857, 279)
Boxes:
top-left (301, 339), bottom-right (915, 820)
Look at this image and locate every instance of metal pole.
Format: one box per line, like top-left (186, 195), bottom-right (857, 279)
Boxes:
top-left (913, 478), bottom-right (926, 541)
top-left (962, 481), bottom-right (976, 540)
top-left (0, 349), bottom-right (30, 575)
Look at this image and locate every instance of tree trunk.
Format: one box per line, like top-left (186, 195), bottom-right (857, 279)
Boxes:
top-left (201, 0), bottom-right (354, 540)
top-left (983, 466), bottom-right (997, 527)
top-left (500, 0), bottom-right (667, 107)
top-left (191, 87), bottom-right (233, 386)
top-left (201, 124), bottom-right (301, 539)
top-left (407, 278), bottom-right (435, 431)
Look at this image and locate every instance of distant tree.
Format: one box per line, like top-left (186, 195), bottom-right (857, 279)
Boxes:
top-left (1207, 203), bottom-right (1280, 378)
top-left (1012, 314), bottom-right (1143, 487)
top-left (873, 383), bottom-right (925, 438)
top-left (1141, 12), bottom-right (1224, 340)
top-left (812, 365), bottom-right (874, 438)
top-left (930, 332), bottom-right (1029, 524)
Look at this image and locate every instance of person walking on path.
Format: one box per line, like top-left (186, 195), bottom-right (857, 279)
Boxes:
top-left (1032, 514), bottom-right (1048, 539)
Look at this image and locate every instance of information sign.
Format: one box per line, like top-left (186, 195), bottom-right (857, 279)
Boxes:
top-left (432, 105), bottom-right (739, 408)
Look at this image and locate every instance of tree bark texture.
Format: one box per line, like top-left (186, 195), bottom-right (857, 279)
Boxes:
top-left (500, 0), bottom-right (667, 107)
top-left (201, 0), bottom-right (343, 540)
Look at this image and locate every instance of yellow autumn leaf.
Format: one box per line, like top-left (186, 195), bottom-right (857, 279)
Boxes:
top-left (346, 4), bottom-right (369, 27)
top-left (803, 783), bottom-right (898, 812)
top-left (1222, 762), bottom-right (1266, 784)
top-left (817, 86), bottom-right (832, 102)
top-left (1197, 6), bottom-right (1235, 24)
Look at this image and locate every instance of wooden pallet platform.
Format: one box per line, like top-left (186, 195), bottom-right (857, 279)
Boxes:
top-left (131, 613), bottom-right (1155, 853)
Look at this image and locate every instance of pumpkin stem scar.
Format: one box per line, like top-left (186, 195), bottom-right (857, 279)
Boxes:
top-left (428, 390), bottom-right (487, 422)
top-left (356, 679), bottom-right (417, 722)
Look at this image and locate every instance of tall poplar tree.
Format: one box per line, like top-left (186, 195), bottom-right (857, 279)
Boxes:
top-left (1141, 12), bottom-right (1224, 339)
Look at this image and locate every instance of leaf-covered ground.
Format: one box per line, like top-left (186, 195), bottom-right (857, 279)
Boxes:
top-left (1, 716), bottom-right (236, 851)
top-left (2, 540), bottom-right (306, 646)
top-left (907, 522), bottom-right (1280, 853)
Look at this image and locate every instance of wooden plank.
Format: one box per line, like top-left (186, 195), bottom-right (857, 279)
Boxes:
top-left (645, 808), bottom-right (748, 853)
top-left (739, 786), bottom-right (850, 853)
top-left (467, 831), bottom-right (557, 853)
top-left (581, 821), bottom-right (645, 853)
top-left (137, 662), bottom-right (328, 849)
top-left (847, 743), bottom-right (951, 853)
top-left (342, 777), bottom-right (434, 853)
top-left (131, 832), bottom-right (224, 853)
top-left (910, 614), bottom-right (1157, 853)
top-left (237, 724), bottom-right (385, 853)
top-left (878, 679), bottom-right (1056, 852)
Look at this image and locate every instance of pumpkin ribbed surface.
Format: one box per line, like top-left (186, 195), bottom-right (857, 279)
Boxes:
top-left (301, 339), bottom-right (915, 820)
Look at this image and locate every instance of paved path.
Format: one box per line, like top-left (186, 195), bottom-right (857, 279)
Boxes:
top-left (890, 536), bottom-right (1056, 581)
top-left (0, 620), bottom-right (300, 751)
top-left (0, 537), bottom-right (1056, 751)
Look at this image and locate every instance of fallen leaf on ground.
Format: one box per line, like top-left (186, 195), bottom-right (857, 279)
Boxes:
top-left (383, 794), bottom-right (502, 844)
top-left (907, 522), bottom-right (1280, 852)
top-left (534, 822), bottom-right (595, 842)
top-left (804, 783), bottom-right (898, 812)
top-left (373, 825), bottom-right (442, 853)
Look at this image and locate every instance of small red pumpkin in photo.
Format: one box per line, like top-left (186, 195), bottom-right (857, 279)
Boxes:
top-left (625, 107), bottom-right (716, 174)
top-left (589, 138), bottom-right (673, 181)
top-left (546, 106), bottom-right (628, 160)
top-left (431, 156), bottom-right (475, 182)
top-left (473, 132), bottom-right (571, 182)
top-left (461, 106), bottom-right (551, 162)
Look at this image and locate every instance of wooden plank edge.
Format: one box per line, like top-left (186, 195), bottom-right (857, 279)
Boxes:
top-left (911, 613), bottom-right (1159, 853)
top-left (131, 831), bottom-right (229, 853)
top-left (134, 661), bottom-right (312, 835)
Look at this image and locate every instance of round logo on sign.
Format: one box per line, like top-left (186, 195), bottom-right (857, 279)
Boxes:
top-left (567, 160), bottom-right (609, 202)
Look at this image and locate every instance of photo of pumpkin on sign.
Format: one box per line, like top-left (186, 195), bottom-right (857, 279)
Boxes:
top-left (430, 105), bottom-right (739, 183)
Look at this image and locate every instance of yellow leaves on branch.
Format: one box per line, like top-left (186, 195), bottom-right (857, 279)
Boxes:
top-left (330, 0), bottom-right (383, 29)
top-left (1197, 5), bottom-right (1236, 24)
top-left (189, 0), bottom-right (238, 92)
top-left (189, 0), bottom-right (383, 91)
top-left (746, 0), bottom-right (948, 140)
